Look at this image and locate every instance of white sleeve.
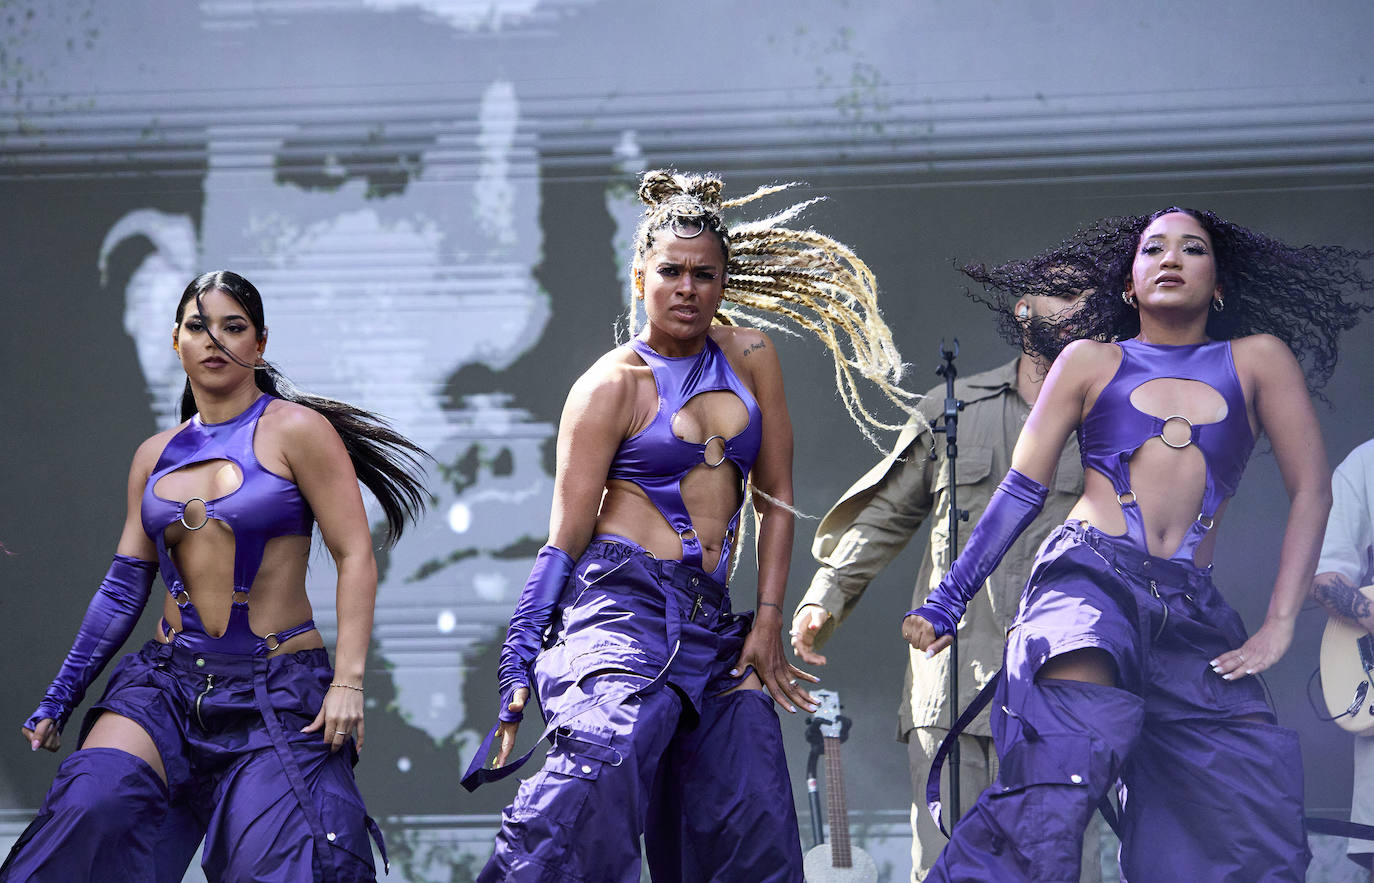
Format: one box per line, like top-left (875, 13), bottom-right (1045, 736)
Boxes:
top-left (1317, 451), bottom-right (1374, 585)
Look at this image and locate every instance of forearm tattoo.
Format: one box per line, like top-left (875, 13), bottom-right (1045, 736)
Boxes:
top-left (1314, 573), bottom-right (1374, 627)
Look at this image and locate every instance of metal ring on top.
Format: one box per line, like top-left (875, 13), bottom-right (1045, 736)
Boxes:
top-left (1116, 490), bottom-right (1137, 506)
top-left (1196, 513), bottom-right (1216, 530)
top-left (1159, 414), bottom-right (1195, 449)
top-left (702, 434), bottom-right (727, 467)
top-left (264, 633), bottom-right (281, 652)
top-left (173, 589), bottom-right (192, 608)
top-left (180, 498), bottom-right (210, 531)
top-left (669, 216), bottom-right (706, 239)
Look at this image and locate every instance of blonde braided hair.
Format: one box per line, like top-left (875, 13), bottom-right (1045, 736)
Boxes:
top-left (630, 169), bottom-right (922, 446)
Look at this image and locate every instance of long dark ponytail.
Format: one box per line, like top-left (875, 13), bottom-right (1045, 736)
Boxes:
top-left (176, 270), bottom-right (427, 546)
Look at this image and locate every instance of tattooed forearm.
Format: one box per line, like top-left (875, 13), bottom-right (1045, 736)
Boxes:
top-left (1313, 573), bottom-right (1374, 628)
top-left (741, 340), bottom-right (767, 357)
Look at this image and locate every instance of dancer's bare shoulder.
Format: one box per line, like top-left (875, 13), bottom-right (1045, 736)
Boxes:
top-left (710, 323), bottom-right (770, 358)
top-left (564, 347), bottom-right (653, 440)
top-left (711, 325), bottom-right (777, 390)
top-left (1228, 333), bottom-right (1303, 402)
top-left (1229, 333), bottom-right (1295, 371)
top-left (131, 423), bottom-right (188, 481)
top-left (1051, 338), bottom-right (1122, 399)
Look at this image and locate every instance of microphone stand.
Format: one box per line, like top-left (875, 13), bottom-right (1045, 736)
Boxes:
top-left (931, 340), bottom-right (968, 824)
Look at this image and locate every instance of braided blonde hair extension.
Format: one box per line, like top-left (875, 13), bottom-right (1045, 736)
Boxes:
top-left (630, 169), bottom-right (924, 446)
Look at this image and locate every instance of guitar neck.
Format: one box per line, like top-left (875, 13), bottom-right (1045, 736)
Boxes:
top-left (823, 734), bottom-right (853, 868)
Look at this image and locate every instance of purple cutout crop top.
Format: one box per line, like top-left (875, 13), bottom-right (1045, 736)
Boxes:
top-left (141, 394), bottom-right (316, 654)
top-left (1078, 338), bottom-right (1254, 561)
top-left (607, 337), bottom-right (763, 582)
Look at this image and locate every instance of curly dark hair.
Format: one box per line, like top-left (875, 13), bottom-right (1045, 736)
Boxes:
top-left (962, 207), bottom-right (1374, 393)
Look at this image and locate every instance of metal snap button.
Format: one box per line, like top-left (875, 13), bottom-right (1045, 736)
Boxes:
top-left (1070, 774), bottom-right (1083, 784)
top-left (195, 658), bottom-right (206, 668)
top-left (326, 832), bottom-right (337, 842)
top-left (581, 765), bottom-right (592, 774)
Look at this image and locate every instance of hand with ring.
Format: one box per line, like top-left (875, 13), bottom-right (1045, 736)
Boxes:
top-left (1209, 615), bottom-right (1296, 681)
top-left (302, 681), bottom-right (365, 753)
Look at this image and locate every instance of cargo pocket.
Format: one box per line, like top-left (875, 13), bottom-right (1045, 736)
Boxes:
top-left (990, 733), bottom-right (1100, 879)
top-left (511, 726), bottom-right (617, 825)
top-left (995, 733), bottom-right (1097, 796)
top-left (317, 788), bottom-right (380, 881)
top-left (503, 727), bottom-right (618, 874)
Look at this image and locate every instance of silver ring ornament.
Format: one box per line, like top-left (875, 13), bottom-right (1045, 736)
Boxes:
top-left (180, 498), bottom-right (210, 531)
top-left (702, 435), bottom-right (727, 467)
top-left (669, 215), bottom-right (706, 239)
top-left (1159, 415), bottom-right (1195, 449)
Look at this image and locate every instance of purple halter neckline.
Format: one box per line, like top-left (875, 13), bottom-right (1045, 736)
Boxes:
top-left (141, 395), bottom-right (315, 654)
top-left (607, 337), bottom-right (763, 582)
top-left (1078, 338), bottom-right (1254, 561)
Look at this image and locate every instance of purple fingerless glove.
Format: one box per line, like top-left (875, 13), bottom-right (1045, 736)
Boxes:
top-left (909, 468), bottom-right (1048, 638)
top-left (24, 554), bottom-right (156, 734)
top-left (496, 544), bottom-right (575, 723)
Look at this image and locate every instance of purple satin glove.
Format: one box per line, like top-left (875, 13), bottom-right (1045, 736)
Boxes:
top-left (497, 544), bottom-right (574, 724)
top-left (24, 554), bottom-right (156, 734)
top-left (909, 468), bottom-right (1048, 638)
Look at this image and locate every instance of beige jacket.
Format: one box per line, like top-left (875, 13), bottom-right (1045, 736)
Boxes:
top-left (798, 358), bottom-right (1082, 738)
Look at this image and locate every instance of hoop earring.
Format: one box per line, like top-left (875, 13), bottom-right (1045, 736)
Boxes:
top-left (1212, 296), bottom-right (1225, 312)
top-left (1121, 291), bottom-right (1137, 308)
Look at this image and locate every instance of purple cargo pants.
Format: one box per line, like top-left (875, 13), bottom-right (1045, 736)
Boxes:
top-left (1, 641), bottom-right (385, 883)
top-left (479, 536), bottom-right (804, 883)
top-left (930, 521), bottom-right (1308, 882)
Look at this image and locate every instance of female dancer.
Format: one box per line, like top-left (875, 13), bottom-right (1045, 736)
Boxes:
top-left (5, 270), bottom-right (425, 882)
top-left (463, 170), bottom-right (915, 882)
top-left (905, 208), bottom-right (1372, 881)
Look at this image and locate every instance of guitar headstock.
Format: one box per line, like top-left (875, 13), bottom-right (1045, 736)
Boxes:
top-left (812, 689), bottom-right (842, 738)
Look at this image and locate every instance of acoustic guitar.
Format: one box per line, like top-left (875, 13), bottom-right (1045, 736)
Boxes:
top-left (1319, 584), bottom-right (1374, 735)
top-left (802, 690), bottom-right (879, 883)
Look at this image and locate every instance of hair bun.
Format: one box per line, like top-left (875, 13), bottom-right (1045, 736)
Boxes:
top-left (637, 170), bottom-right (683, 207)
top-left (638, 170), bottom-right (724, 211)
top-left (686, 176), bottom-right (723, 208)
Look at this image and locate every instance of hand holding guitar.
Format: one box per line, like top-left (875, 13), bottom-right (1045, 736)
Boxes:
top-left (1314, 576), bottom-right (1374, 735)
